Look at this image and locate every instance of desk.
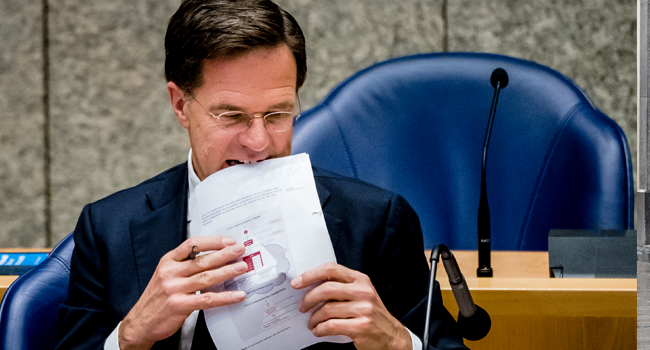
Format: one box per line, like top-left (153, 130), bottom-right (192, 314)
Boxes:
top-left (0, 248), bottom-right (50, 300)
top-left (429, 251), bottom-right (636, 350)
top-left (0, 250), bottom-right (636, 349)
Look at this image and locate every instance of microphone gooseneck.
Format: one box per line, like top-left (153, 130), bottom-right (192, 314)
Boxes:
top-left (422, 245), bottom-right (440, 350)
top-left (477, 68), bottom-right (509, 278)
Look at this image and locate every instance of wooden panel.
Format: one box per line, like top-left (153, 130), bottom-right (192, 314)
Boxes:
top-left (459, 315), bottom-right (636, 350)
top-left (0, 275), bottom-right (19, 300)
top-left (0, 248), bottom-right (51, 253)
top-left (441, 285), bottom-right (635, 317)
top-left (442, 286), bottom-right (636, 350)
top-left (429, 250), bottom-right (636, 349)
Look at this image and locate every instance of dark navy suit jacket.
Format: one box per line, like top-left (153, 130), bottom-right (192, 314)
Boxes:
top-left (52, 163), bottom-right (466, 349)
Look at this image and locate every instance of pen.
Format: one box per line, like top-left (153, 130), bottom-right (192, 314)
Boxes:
top-left (187, 245), bottom-right (199, 260)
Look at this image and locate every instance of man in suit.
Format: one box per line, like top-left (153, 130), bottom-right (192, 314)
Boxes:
top-left (52, 1), bottom-right (467, 349)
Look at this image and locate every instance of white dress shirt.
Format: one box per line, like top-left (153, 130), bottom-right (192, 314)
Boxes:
top-left (105, 150), bottom-right (422, 349)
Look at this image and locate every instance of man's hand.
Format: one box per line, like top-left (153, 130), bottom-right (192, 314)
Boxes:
top-left (291, 262), bottom-right (412, 350)
top-left (119, 236), bottom-right (249, 350)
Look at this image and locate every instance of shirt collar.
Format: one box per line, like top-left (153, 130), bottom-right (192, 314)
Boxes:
top-left (187, 149), bottom-right (201, 222)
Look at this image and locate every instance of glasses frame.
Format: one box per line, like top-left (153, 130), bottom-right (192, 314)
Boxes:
top-left (187, 93), bottom-right (301, 133)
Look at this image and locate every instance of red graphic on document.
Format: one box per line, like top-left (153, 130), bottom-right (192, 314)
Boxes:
top-left (243, 251), bottom-right (264, 273)
top-left (223, 208), bottom-right (288, 298)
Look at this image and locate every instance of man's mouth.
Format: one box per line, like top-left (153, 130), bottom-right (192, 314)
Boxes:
top-left (226, 159), bottom-right (264, 167)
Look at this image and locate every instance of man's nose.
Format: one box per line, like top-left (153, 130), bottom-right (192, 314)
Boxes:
top-left (238, 117), bottom-right (270, 151)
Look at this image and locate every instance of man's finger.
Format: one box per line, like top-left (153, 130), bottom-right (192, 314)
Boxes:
top-left (183, 261), bottom-right (249, 291)
top-left (177, 243), bottom-right (246, 277)
top-left (185, 290), bottom-right (247, 310)
top-left (291, 262), bottom-right (357, 289)
top-left (310, 318), bottom-right (361, 339)
top-left (299, 280), bottom-right (364, 312)
top-left (167, 236), bottom-right (238, 262)
top-left (307, 301), bottom-right (358, 330)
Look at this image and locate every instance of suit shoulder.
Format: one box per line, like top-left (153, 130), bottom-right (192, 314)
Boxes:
top-left (313, 167), bottom-right (394, 194)
top-left (88, 163), bottom-right (187, 212)
top-left (312, 166), bottom-right (404, 205)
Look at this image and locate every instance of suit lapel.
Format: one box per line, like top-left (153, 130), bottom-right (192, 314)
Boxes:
top-left (315, 176), bottom-right (342, 250)
top-left (129, 163), bottom-right (188, 295)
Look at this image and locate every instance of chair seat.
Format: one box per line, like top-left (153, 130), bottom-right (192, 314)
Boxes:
top-left (0, 233), bottom-right (74, 350)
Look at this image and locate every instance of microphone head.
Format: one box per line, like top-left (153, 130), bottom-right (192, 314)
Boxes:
top-left (457, 305), bottom-right (491, 341)
top-left (490, 68), bottom-right (509, 89)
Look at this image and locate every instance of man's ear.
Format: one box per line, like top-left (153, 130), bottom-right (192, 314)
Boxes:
top-left (168, 81), bottom-right (190, 130)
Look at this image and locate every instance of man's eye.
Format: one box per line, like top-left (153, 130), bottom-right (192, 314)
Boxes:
top-left (219, 113), bottom-right (248, 123)
top-left (265, 112), bottom-right (293, 123)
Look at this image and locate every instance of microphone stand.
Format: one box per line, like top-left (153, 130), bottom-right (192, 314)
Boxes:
top-left (424, 244), bottom-right (491, 350)
top-left (422, 245), bottom-right (441, 350)
top-left (477, 68), bottom-right (509, 278)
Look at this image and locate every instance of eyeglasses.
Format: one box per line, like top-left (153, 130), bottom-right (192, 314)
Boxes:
top-left (188, 94), bottom-right (301, 133)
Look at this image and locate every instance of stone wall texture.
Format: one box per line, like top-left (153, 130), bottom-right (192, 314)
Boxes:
top-left (0, 0), bottom-right (637, 247)
top-left (0, 0), bottom-right (45, 247)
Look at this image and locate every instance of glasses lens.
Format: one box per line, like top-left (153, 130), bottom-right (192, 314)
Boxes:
top-left (265, 112), bottom-right (296, 132)
top-left (215, 111), bottom-right (250, 132)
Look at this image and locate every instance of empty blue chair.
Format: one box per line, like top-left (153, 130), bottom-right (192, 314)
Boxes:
top-left (0, 234), bottom-right (74, 350)
top-left (292, 52), bottom-right (634, 250)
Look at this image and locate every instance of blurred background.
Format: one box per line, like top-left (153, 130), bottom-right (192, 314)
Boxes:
top-left (0, 0), bottom-right (636, 247)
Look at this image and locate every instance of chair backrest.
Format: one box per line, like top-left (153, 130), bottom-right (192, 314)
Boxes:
top-left (292, 52), bottom-right (634, 250)
top-left (0, 233), bottom-right (74, 350)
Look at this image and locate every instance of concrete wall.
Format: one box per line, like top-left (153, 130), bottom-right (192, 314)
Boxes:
top-left (0, 0), bottom-right (636, 247)
top-left (639, 0), bottom-right (649, 247)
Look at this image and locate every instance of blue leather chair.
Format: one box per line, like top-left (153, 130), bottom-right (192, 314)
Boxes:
top-left (292, 52), bottom-right (634, 250)
top-left (0, 233), bottom-right (74, 350)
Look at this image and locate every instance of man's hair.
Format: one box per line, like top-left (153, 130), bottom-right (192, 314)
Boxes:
top-left (164, 0), bottom-right (306, 93)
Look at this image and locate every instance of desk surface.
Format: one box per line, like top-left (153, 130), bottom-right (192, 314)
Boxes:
top-left (429, 250), bottom-right (551, 278)
top-left (430, 250), bottom-right (636, 292)
top-left (1, 250), bottom-right (636, 298)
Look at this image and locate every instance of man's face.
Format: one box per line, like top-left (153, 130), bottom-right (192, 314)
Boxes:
top-left (168, 45), bottom-right (298, 181)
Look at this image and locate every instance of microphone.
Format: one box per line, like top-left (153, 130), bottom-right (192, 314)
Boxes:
top-left (477, 68), bottom-right (509, 278)
top-left (423, 244), bottom-right (491, 350)
top-left (442, 248), bottom-right (492, 341)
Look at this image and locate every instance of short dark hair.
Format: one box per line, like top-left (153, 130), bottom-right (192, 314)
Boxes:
top-left (165, 0), bottom-right (306, 93)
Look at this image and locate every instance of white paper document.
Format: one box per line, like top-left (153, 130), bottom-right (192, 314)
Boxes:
top-left (191, 153), bottom-right (351, 350)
